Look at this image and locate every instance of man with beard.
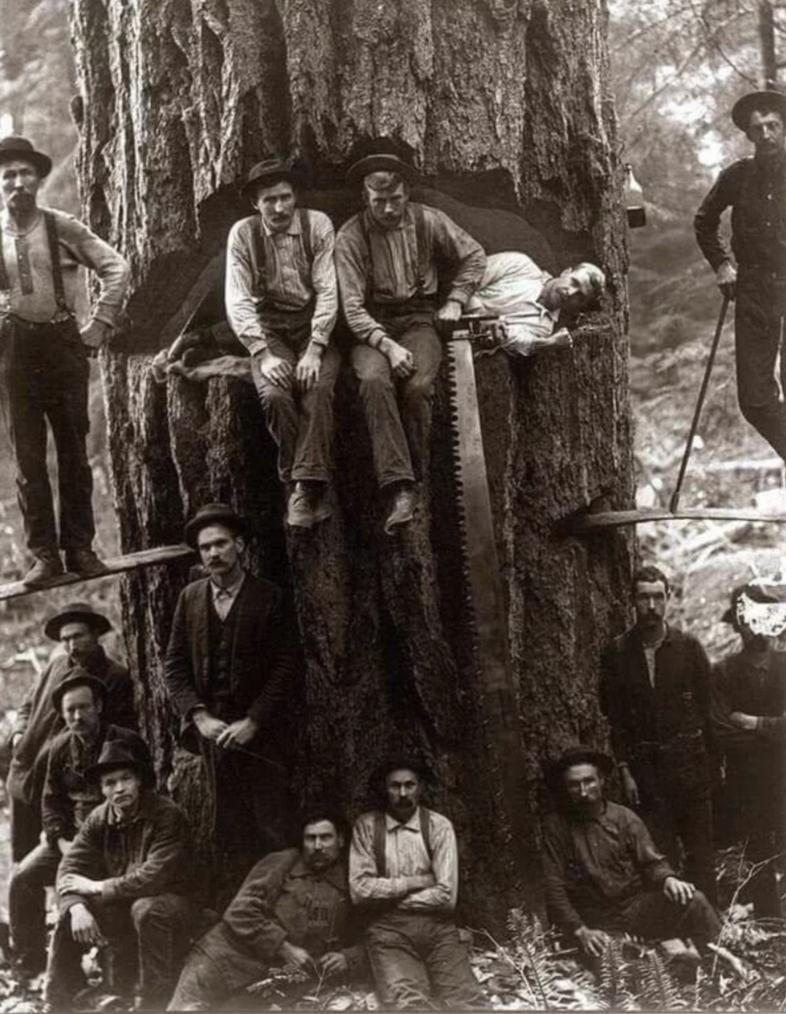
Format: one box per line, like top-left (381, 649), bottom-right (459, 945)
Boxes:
top-left (168, 810), bottom-right (366, 1011)
top-left (0, 136), bottom-right (130, 586)
top-left (712, 581), bottom-right (786, 917)
top-left (349, 756), bottom-right (484, 1010)
top-left (45, 740), bottom-right (193, 1011)
top-left (695, 90), bottom-right (786, 459)
top-left (600, 566), bottom-right (717, 905)
top-left (542, 747), bottom-right (720, 959)
top-left (7, 601), bottom-right (135, 940)
top-left (163, 503), bottom-right (298, 897)
top-left (8, 669), bottom-right (149, 978)
top-left (336, 152), bottom-right (486, 534)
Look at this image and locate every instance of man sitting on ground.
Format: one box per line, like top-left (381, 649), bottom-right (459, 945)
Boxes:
top-left (542, 747), bottom-right (720, 961)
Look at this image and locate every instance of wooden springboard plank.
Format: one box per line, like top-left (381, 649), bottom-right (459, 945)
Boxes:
top-left (563, 506), bottom-right (786, 533)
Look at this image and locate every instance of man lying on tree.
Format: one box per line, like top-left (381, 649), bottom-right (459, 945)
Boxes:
top-left (541, 747), bottom-right (720, 965)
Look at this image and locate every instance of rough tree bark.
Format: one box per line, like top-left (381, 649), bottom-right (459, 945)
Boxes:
top-left (70, 0), bottom-right (634, 927)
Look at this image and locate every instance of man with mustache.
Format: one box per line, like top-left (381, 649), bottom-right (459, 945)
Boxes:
top-left (336, 152), bottom-right (486, 534)
top-left (225, 158), bottom-right (339, 529)
top-left (600, 566), bottom-right (717, 906)
top-left (695, 90), bottom-right (786, 459)
top-left (711, 581), bottom-right (786, 917)
top-left (8, 669), bottom-right (149, 978)
top-left (0, 136), bottom-right (130, 586)
top-left (349, 756), bottom-right (484, 1009)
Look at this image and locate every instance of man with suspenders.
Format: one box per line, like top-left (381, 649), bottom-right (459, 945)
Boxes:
top-left (349, 756), bottom-right (484, 1009)
top-left (335, 153), bottom-right (486, 534)
top-left (225, 158), bottom-right (339, 528)
top-left (0, 136), bottom-right (130, 586)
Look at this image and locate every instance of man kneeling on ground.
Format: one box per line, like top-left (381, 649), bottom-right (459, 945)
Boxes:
top-left (168, 809), bottom-right (365, 1011)
top-left (541, 747), bottom-right (720, 962)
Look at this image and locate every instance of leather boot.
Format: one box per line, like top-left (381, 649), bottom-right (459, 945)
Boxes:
top-left (22, 550), bottom-right (64, 588)
top-left (384, 482), bottom-right (418, 535)
top-left (64, 547), bottom-right (110, 579)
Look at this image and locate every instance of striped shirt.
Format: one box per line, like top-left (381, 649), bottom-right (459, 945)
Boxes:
top-left (349, 806), bottom-right (458, 912)
top-left (225, 209), bottom-right (337, 353)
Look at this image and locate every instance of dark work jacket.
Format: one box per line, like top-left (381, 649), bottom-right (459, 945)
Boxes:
top-left (163, 574), bottom-right (297, 754)
top-left (8, 648), bottom-right (136, 805)
top-left (600, 624), bottom-right (712, 766)
top-left (712, 648), bottom-right (786, 770)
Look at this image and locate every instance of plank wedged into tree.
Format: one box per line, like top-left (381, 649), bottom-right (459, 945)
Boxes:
top-left (0, 544), bottom-right (194, 602)
top-left (563, 507), bottom-right (786, 533)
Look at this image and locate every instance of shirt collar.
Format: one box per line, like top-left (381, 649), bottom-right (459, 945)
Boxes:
top-left (289, 856), bottom-right (348, 891)
top-left (385, 806), bottom-right (422, 833)
top-left (106, 789), bottom-right (155, 827)
top-left (210, 571), bottom-right (246, 601)
top-left (260, 213), bottom-right (302, 238)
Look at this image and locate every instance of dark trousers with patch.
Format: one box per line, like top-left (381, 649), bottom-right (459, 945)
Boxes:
top-left (0, 316), bottom-right (94, 555)
top-left (8, 840), bottom-right (60, 971)
top-left (351, 301), bottom-right (442, 488)
top-left (45, 894), bottom-right (193, 1008)
top-left (365, 910), bottom-right (484, 1009)
top-left (734, 269), bottom-right (786, 461)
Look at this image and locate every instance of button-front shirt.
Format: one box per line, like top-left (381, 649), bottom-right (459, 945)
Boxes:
top-left (336, 203), bottom-right (486, 348)
top-left (225, 209), bottom-right (337, 353)
top-left (349, 806), bottom-right (458, 912)
top-left (695, 151), bottom-right (786, 273)
top-left (0, 206), bottom-right (130, 325)
top-left (210, 572), bottom-right (246, 622)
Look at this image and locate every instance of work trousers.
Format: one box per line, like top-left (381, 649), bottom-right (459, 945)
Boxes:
top-left (9, 839), bottom-right (60, 971)
top-left (45, 893), bottom-right (193, 1009)
top-left (0, 316), bottom-right (94, 555)
top-left (351, 304), bottom-right (442, 488)
top-left (734, 269), bottom-right (786, 461)
top-left (167, 932), bottom-right (254, 1012)
top-left (365, 911), bottom-right (484, 1010)
top-left (10, 795), bottom-right (41, 863)
top-left (585, 889), bottom-right (721, 951)
top-left (250, 305), bottom-right (339, 484)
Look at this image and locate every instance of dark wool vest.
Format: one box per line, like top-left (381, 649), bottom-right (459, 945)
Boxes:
top-left (207, 592), bottom-right (240, 719)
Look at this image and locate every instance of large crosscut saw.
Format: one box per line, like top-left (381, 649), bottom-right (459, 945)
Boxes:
top-left (447, 325), bottom-right (529, 842)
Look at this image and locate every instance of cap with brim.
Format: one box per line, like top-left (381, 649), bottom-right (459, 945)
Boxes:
top-left (184, 503), bottom-right (247, 548)
top-left (731, 90), bottom-right (786, 131)
top-left (85, 740), bottom-right (146, 783)
top-left (346, 154), bottom-right (418, 186)
top-left (545, 746), bottom-right (614, 790)
top-left (0, 136), bottom-right (52, 178)
top-left (241, 158), bottom-right (307, 197)
top-left (44, 602), bottom-right (112, 642)
top-left (51, 668), bottom-right (107, 714)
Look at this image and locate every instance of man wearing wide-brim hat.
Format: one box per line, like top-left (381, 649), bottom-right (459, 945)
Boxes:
top-left (6, 601), bottom-right (135, 895)
top-left (46, 739), bottom-right (194, 1010)
top-left (695, 89), bottom-right (786, 460)
top-left (8, 666), bottom-right (149, 978)
top-left (335, 149), bottom-right (487, 534)
top-left (0, 135), bottom-right (131, 586)
top-left (711, 578), bottom-right (786, 918)
top-left (225, 157), bottom-right (339, 529)
top-left (164, 502), bottom-right (299, 900)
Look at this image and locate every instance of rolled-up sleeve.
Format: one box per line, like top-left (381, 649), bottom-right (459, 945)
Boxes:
top-left (429, 208), bottom-right (486, 306)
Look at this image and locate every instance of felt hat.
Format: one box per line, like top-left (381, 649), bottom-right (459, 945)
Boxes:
top-left (0, 136), bottom-right (52, 177)
top-left (368, 753), bottom-right (431, 802)
top-left (184, 502), bottom-right (247, 548)
top-left (346, 152), bottom-right (418, 186)
top-left (51, 666), bottom-right (107, 714)
top-left (241, 158), bottom-right (307, 196)
top-left (44, 601), bottom-right (112, 642)
top-left (731, 90), bottom-right (786, 131)
top-left (721, 579), bottom-right (786, 624)
top-left (545, 746), bottom-right (614, 789)
top-left (85, 739), bottom-right (146, 783)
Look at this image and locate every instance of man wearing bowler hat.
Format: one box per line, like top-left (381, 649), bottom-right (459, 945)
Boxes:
top-left (695, 89), bottom-right (786, 459)
top-left (45, 740), bottom-right (193, 1010)
top-left (7, 602), bottom-right (135, 885)
top-left (8, 667), bottom-right (149, 978)
top-left (335, 151), bottom-right (486, 534)
top-left (164, 502), bottom-right (298, 896)
top-left (0, 135), bottom-right (130, 585)
top-left (225, 158), bottom-right (339, 528)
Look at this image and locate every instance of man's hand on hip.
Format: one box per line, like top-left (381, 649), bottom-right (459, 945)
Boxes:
top-left (257, 349), bottom-right (294, 387)
top-left (716, 261), bottom-right (737, 300)
top-left (295, 343), bottom-right (324, 392)
top-left (380, 337), bottom-right (416, 379)
top-left (80, 319), bottom-right (111, 349)
top-left (436, 298), bottom-right (463, 322)
top-left (216, 716), bottom-right (259, 750)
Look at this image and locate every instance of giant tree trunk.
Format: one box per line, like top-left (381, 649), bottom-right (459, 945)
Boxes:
top-left (71, 0), bottom-right (634, 927)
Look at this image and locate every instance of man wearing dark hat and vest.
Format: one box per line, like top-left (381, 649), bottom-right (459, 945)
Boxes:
top-left (336, 152), bottom-right (486, 534)
top-left (7, 602), bottom-right (135, 883)
top-left (542, 747), bottom-right (720, 960)
top-left (711, 580), bottom-right (786, 918)
top-left (695, 89), bottom-right (786, 459)
top-left (0, 136), bottom-right (130, 585)
top-left (164, 502), bottom-right (298, 894)
top-left (45, 740), bottom-right (193, 1011)
top-left (225, 158), bottom-right (339, 528)
top-left (348, 755), bottom-right (484, 1009)
top-left (8, 668), bottom-right (149, 978)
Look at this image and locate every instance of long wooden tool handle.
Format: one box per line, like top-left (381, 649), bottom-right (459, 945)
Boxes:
top-left (669, 295), bottom-right (730, 514)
